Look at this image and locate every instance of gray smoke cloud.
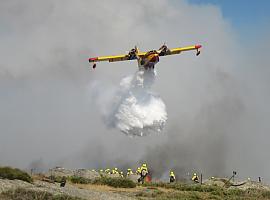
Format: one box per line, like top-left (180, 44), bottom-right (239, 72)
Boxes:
top-left (0, 0), bottom-right (269, 182)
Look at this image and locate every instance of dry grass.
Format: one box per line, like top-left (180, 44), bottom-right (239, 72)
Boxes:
top-left (70, 182), bottom-right (270, 200)
top-left (0, 188), bottom-right (83, 200)
top-left (72, 183), bottom-right (141, 193)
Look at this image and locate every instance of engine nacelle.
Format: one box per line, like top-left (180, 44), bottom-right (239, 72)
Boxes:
top-left (158, 44), bottom-right (170, 56)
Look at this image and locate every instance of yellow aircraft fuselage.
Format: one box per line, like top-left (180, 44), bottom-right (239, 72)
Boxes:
top-left (138, 51), bottom-right (160, 70)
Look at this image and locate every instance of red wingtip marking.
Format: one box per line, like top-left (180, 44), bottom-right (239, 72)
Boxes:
top-left (89, 57), bottom-right (98, 62)
top-left (195, 44), bottom-right (202, 49)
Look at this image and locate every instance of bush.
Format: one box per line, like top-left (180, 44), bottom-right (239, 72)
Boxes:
top-left (0, 166), bottom-right (33, 183)
top-left (262, 190), bottom-right (270, 198)
top-left (144, 182), bottom-right (223, 193)
top-left (93, 177), bottom-right (136, 188)
top-left (0, 188), bottom-right (83, 200)
top-left (226, 188), bottom-right (245, 196)
top-left (69, 176), bottom-right (91, 184)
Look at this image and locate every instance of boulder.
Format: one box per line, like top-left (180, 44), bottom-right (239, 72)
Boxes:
top-left (45, 167), bottom-right (74, 178)
top-left (74, 169), bottom-right (100, 180)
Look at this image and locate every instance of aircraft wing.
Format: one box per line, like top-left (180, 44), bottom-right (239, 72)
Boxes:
top-left (88, 51), bottom-right (148, 68)
top-left (89, 52), bottom-right (148, 63)
top-left (160, 44), bottom-right (202, 57)
top-left (89, 54), bottom-right (129, 63)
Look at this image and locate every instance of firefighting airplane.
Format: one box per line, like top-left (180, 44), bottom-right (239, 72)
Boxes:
top-left (88, 44), bottom-right (202, 70)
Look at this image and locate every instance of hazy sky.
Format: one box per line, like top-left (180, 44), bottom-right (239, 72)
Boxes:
top-left (0, 0), bottom-right (269, 181)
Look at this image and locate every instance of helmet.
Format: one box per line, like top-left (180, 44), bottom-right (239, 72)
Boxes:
top-left (193, 173), bottom-right (197, 176)
top-left (114, 168), bottom-right (118, 171)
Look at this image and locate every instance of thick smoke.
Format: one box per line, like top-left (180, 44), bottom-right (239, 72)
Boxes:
top-left (0, 0), bottom-right (270, 182)
top-left (141, 69), bottom-right (245, 179)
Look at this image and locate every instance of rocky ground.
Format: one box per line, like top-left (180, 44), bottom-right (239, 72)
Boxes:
top-left (1, 167), bottom-right (270, 200)
top-left (0, 178), bottom-right (136, 200)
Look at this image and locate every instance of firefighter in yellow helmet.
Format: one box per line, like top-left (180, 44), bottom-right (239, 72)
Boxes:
top-left (170, 171), bottom-right (176, 183)
top-left (136, 167), bottom-right (141, 175)
top-left (192, 173), bottom-right (199, 183)
top-left (127, 168), bottom-right (133, 176)
top-left (112, 167), bottom-right (119, 174)
top-left (120, 171), bottom-right (124, 178)
top-left (139, 163), bottom-right (148, 184)
top-left (105, 168), bottom-right (111, 174)
top-left (141, 163), bottom-right (148, 173)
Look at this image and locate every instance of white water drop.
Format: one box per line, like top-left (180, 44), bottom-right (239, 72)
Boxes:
top-left (112, 69), bottom-right (167, 136)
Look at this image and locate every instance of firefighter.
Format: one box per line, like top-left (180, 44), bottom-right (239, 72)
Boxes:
top-left (127, 168), bottom-right (133, 176)
top-left (192, 173), bottom-right (199, 183)
top-left (120, 171), bottom-right (124, 178)
top-left (60, 176), bottom-right (66, 187)
top-left (141, 163), bottom-right (148, 173)
top-left (112, 167), bottom-right (119, 174)
top-left (136, 167), bottom-right (141, 175)
top-left (136, 167), bottom-right (142, 183)
top-left (105, 168), bottom-right (111, 174)
top-left (139, 163), bottom-right (148, 184)
top-left (169, 171), bottom-right (176, 183)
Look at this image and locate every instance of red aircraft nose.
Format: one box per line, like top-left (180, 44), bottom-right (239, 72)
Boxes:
top-left (150, 54), bottom-right (159, 63)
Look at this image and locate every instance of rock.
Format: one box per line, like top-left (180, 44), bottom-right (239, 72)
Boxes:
top-left (0, 179), bottom-right (33, 193)
top-left (45, 167), bottom-right (74, 178)
top-left (127, 174), bottom-right (140, 183)
top-left (0, 178), bottom-right (135, 200)
top-left (74, 169), bottom-right (100, 180)
top-left (229, 180), bottom-right (270, 191)
top-left (203, 178), bottom-right (227, 187)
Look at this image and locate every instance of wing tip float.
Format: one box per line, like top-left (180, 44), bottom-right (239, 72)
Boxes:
top-left (195, 44), bottom-right (202, 56)
top-left (89, 44), bottom-right (202, 69)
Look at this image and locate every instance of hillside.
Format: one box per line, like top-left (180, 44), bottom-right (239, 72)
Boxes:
top-left (1, 167), bottom-right (270, 200)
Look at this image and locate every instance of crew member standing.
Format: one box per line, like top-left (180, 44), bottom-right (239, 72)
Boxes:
top-left (139, 163), bottom-right (148, 184)
top-left (127, 168), bottom-right (133, 176)
top-left (170, 171), bottom-right (176, 183)
top-left (192, 173), bottom-right (199, 183)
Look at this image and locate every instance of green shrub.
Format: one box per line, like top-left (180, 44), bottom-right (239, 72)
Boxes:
top-left (0, 188), bottom-right (83, 200)
top-left (261, 190), bottom-right (270, 198)
top-left (144, 182), bottom-right (224, 193)
top-left (226, 188), bottom-right (245, 196)
top-left (0, 166), bottom-right (33, 183)
top-left (48, 175), bottom-right (64, 183)
top-left (69, 176), bottom-right (91, 184)
top-left (93, 177), bottom-right (136, 188)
